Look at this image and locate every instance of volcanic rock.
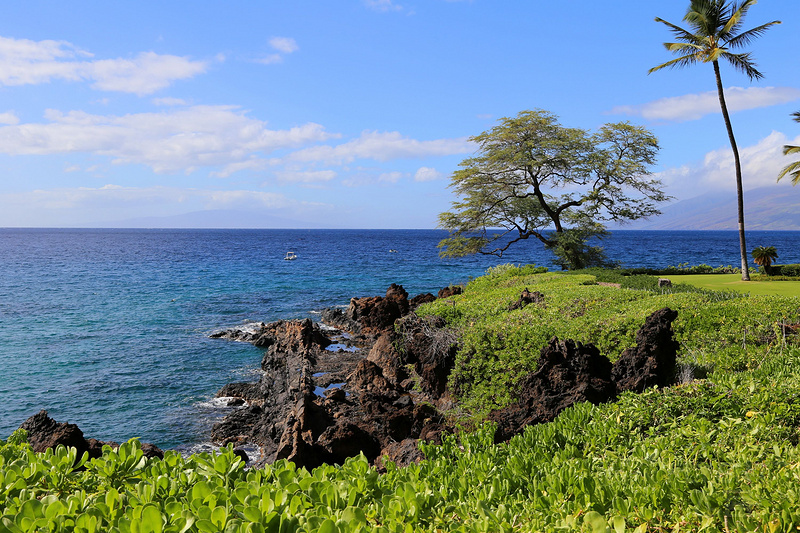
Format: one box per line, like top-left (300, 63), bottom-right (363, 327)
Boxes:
top-left (20, 410), bottom-right (89, 457)
top-left (211, 319), bottom-right (334, 460)
top-left (319, 284), bottom-right (409, 338)
top-left (398, 314), bottom-right (458, 398)
top-left (366, 332), bottom-right (409, 388)
top-left (488, 338), bottom-right (616, 443)
top-left (437, 285), bottom-right (462, 298)
top-left (19, 410), bottom-right (164, 459)
top-left (211, 299), bottom-right (455, 469)
top-left (508, 288), bottom-right (544, 310)
top-left (409, 293), bottom-right (437, 309)
top-left (611, 307), bottom-right (680, 393)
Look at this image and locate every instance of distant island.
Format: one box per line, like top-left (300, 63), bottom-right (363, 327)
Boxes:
top-left (623, 186), bottom-right (800, 231)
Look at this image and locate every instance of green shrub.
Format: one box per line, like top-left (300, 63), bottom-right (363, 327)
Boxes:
top-left (769, 263), bottom-right (800, 277)
top-left (420, 269), bottom-right (799, 414)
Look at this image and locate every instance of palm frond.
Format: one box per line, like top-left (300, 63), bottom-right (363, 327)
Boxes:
top-left (792, 111), bottom-right (800, 123)
top-left (777, 159), bottom-right (800, 186)
top-left (721, 0), bottom-right (754, 36)
top-left (722, 51), bottom-right (763, 80)
top-left (654, 17), bottom-right (702, 44)
top-left (664, 42), bottom-right (703, 54)
top-left (648, 54), bottom-right (700, 74)
top-left (784, 145), bottom-right (800, 156)
top-left (725, 21), bottom-right (781, 49)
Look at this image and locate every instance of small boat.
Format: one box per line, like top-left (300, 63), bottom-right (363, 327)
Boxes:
top-left (284, 251), bottom-right (297, 261)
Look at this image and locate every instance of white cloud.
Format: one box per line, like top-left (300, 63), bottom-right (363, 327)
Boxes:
top-left (0, 105), bottom-right (335, 174)
top-left (257, 54), bottom-right (284, 65)
top-left (210, 159), bottom-right (270, 178)
top-left (275, 169), bottom-right (337, 183)
top-left (289, 130), bottom-right (473, 164)
top-left (152, 97), bottom-right (189, 107)
top-left (657, 131), bottom-right (800, 196)
top-left (257, 36), bottom-right (298, 65)
top-left (0, 111), bottom-right (18, 125)
top-left (414, 166), bottom-right (443, 182)
top-left (378, 171), bottom-right (404, 183)
top-left (269, 37), bottom-right (298, 54)
top-left (88, 52), bottom-right (207, 95)
top-left (611, 87), bottom-right (800, 122)
top-left (0, 36), bottom-right (208, 95)
top-left (364, 0), bottom-right (404, 12)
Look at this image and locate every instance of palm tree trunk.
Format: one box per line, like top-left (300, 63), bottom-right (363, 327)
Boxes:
top-left (713, 60), bottom-right (750, 281)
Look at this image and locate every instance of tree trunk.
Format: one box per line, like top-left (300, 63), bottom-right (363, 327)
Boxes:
top-left (713, 61), bottom-right (750, 281)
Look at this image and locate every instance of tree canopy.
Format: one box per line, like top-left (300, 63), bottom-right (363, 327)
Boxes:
top-left (437, 110), bottom-right (667, 270)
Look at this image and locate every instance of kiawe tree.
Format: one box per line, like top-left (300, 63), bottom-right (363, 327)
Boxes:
top-left (777, 111), bottom-right (800, 185)
top-left (437, 109), bottom-right (667, 270)
top-left (649, 0), bottom-right (780, 281)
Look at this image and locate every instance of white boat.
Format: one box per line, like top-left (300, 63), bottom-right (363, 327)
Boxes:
top-left (284, 251), bottom-right (297, 261)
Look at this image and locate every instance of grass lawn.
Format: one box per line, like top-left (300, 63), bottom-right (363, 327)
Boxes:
top-left (670, 273), bottom-right (800, 296)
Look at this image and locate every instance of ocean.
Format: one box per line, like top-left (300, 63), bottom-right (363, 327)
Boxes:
top-left (1, 228), bottom-right (799, 451)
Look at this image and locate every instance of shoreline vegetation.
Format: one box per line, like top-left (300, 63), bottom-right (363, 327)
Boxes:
top-left (4, 265), bottom-right (800, 531)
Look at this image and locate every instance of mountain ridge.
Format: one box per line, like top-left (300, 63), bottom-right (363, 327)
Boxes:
top-left (623, 186), bottom-right (800, 231)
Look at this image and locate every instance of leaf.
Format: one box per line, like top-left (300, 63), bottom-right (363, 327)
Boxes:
top-left (242, 506), bottom-right (262, 523)
top-left (19, 499), bottom-right (43, 520)
top-left (140, 504), bottom-right (163, 533)
top-left (211, 506), bottom-right (228, 528)
top-left (341, 507), bottom-right (366, 527)
top-left (213, 454), bottom-right (230, 475)
top-left (699, 515), bottom-right (714, 531)
top-left (583, 511), bottom-right (608, 533)
top-left (195, 519), bottom-right (218, 533)
top-left (191, 481), bottom-right (212, 501)
top-left (317, 519), bottom-right (337, 533)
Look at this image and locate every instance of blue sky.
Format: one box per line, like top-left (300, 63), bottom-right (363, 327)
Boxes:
top-left (0, 0), bottom-right (798, 228)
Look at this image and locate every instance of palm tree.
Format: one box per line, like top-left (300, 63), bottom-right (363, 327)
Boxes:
top-left (751, 245), bottom-right (778, 275)
top-left (777, 111), bottom-right (800, 185)
top-left (649, 0), bottom-right (780, 282)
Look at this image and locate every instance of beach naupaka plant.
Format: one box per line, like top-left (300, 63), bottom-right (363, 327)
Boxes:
top-left (777, 111), bottom-right (800, 185)
top-left (437, 109), bottom-right (667, 270)
top-left (649, 0), bottom-right (781, 282)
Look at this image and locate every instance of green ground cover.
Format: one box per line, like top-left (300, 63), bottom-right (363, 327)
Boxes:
top-left (668, 274), bottom-right (800, 297)
top-left (3, 265), bottom-right (800, 532)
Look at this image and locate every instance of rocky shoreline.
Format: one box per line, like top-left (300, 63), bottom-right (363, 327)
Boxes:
top-left (18, 282), bottom-right (681, 471)
top-left (206, 283), bottom-right (459, 470)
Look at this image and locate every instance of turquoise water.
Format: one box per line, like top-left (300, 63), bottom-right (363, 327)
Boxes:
top-left (1, 228), bottom-right (798, 450)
